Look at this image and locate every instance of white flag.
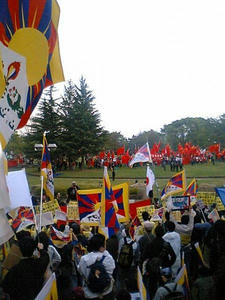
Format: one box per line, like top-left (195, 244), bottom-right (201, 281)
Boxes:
top-left (6, 169), bottom-right (33, 210)
top-left (0, 142), bottom-right (11, 209)
top-left (146, 165), bottom-right (155, 197)
top-left (0, 209), bottom-right (14, 245)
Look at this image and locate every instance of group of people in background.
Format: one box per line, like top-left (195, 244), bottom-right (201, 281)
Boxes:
top-left (1, 197), bottom-right (225, 300)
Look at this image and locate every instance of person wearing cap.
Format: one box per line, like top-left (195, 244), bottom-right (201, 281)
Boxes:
top-left (153, 267), bottom-right (184, 300)
top-left (67, 181), bottom-right (80, 203)
top-left (138, 221), bottom-right (155, 268)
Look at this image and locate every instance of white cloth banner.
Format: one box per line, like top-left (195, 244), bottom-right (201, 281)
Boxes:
top-left (36, 212), bottom-right (54, 228)
top-left (0, 143), bottom-right (11, 209)
top-left (0, 208), bottom-right (14, 245)
top-left (6, 169), bottom-right (33, 210)
top-left (146, 165), bottom-right (155, 197)
top-left (55, 210), bottom-right (67, 221)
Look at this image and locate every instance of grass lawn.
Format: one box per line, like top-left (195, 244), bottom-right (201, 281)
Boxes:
top-left (19, 161), bottom-right (225, 199)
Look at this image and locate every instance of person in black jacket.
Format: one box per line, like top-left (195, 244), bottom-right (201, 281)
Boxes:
top-left (2, 237), bottom-right (49, 300)
top-left (142, 225), bottom-right (176, 299)
top-left (143, 224), bottom-right (176, 268)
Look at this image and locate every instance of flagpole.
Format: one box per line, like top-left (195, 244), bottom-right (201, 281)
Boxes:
top-left (39, 175), bottom-right (44, 232)
top-left (39, 131), bottom-right (47, 233)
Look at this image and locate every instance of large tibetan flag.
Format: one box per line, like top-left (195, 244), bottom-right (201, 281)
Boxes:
top-left (11, 206), bottom-right (34, 232)
top-left (183, 178), bottom-right (198, 197)
top-left (77, 189), bottom-right (102, 226)
top-left (101, 167), bottom-right (120, 236)
top-left (0, 0), bottom-right (64, 148)
top-left (129, 142), bottom-right (152, 166)
top-left (77, 183), bottom-right (129, 225)
top-left (41, 135), bottom-right (54, 201)
top-left (161, 170), bottom-right (186, 200)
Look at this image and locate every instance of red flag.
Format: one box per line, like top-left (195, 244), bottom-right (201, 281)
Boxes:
top-left (99, 151), bottom-right (105, 159)
top-left (117, 145), bottom-right (125, 155)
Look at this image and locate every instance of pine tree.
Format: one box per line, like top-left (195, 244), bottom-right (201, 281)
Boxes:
top-left (24, 85), bottom-right (61, 158)
top-left (59, 77), bottom-right (107, 162)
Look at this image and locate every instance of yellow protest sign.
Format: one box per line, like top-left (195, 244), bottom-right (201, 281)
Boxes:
top-left (35, 200), bottom-right (57, 214)
top-left (136, 205), bottom-right (155, 223)
top-left (67, 203), bottom-right (79, 221)
top-left (197, 192), bottom-right (224, 211)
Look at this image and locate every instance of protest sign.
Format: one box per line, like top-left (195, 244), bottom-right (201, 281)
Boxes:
top-left (197, 192), bottom-right (224, 211)
top-left (171, 196), bottom-right (190, 210)
top-left (137, 205), bottom-right (155, 222)
top-left (67, 203), bottom-right (79, 221)
top-left (35, 200), bottom-right (57, 214)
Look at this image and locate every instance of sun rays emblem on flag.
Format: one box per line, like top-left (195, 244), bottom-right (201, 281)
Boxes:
top-left (0, 0), bottom-right (59, 127)
top-left (77, 190), bottom-right (102, 224)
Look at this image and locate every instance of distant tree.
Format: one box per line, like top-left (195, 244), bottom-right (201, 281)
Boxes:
top-left (58, 77), bottom-right (107, 162)
top-left (104, 131), bottom-right (127, 151)
top-left (128, 130), bottom-right (163, 152)
top-left (5, 132), bottom-right (26, 156)
top-left (24, 85), bottom-right (61, 158)
top-left (161, 117), bottom-right (219, 149)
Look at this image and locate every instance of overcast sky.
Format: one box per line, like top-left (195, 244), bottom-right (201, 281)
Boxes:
top-left (56, 0), bottom-right (225, 138)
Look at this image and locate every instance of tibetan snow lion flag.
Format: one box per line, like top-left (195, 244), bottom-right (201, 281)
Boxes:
top-left (0, 0), bottom-right (64, 148)
top-left (101, 167), bottom-right (120, 236)
top-left (161, 170), bottom-right (186, 200)
top-left (77, 189), bottom-right (102, 226)
top-left (50, 226), bottom-right (71, 248)
top-left (129, 142), bottom-right (152, 166)
top-left (77, 183), bottom-right (129, 225)
top-left (11, 206), bottom-right (34, 232)
top-left (183, 178), bottom-right (198, 197)
top-left (41, 135), bottom-right (54, 201)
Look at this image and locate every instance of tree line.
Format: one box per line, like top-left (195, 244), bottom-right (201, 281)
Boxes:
top-left (6, 77), bottom-right (225, 161)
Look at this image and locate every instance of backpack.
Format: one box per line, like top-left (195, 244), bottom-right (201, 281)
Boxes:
top-left (118, 237), bottom-right (134, 268)
top-left (87, 255), bottom-right (111, 293)
top-left (162, 283), bottom-right (185, 300)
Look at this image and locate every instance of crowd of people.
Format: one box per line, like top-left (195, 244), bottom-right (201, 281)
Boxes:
top-left (1, 200), bottom-right (225, 300)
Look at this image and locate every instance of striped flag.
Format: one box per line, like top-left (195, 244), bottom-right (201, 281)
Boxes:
top-left (161, 170), bottom-right (186, 200)
top-left (11, 207), bottom-right (34, 232)
top-left (101, 167), bottom-right (120, 237)
top-left (129, 142), bottom-right (152, 166)
top-left (41, 135), bottom-right (54, 201)
top-left (50, 226), bottom-right (71, 248)
top-left (0, 0), bottom-right (64, 148)
top-left (183, 178), bottom-right (198, 196)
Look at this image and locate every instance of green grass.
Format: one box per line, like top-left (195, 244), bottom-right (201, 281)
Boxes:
top-left (19, 161), bottom-right (225, 199)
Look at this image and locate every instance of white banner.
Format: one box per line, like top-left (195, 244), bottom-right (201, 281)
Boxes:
top-left (0, 209), bottom-right (14, 245)
top-left (6, 169), bottom-right (33, 210)
top-left (36, 212), bottom-right (54, 228)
